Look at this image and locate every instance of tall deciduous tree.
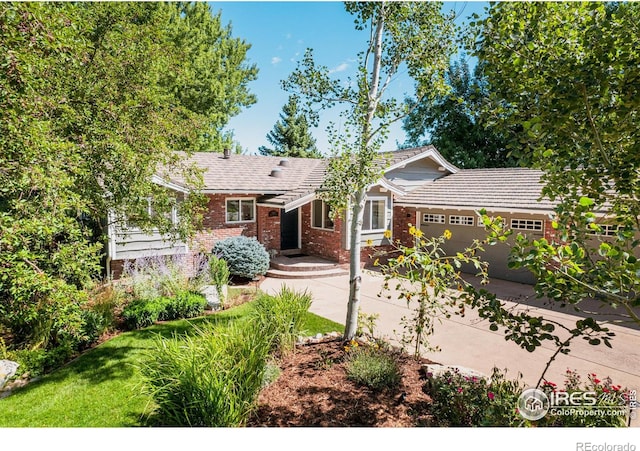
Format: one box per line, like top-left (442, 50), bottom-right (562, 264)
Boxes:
top-left (259, 95), bottom-right (321, 158)
top-left (283, 2), bottom-right (456, 340)
top-left (402, 58), bottom-right (515, 168)
top-left (166, 2), bottom-right (258, 152)
top-left (470, 3), bottom-right (640, 328)
top-left (0, 2), bottom-right (256, 348)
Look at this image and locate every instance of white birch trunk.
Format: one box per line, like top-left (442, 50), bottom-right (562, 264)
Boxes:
top-left (344, 189), bottom-right (366, 340)
top-left (344, 6), bottom-right (386, 341)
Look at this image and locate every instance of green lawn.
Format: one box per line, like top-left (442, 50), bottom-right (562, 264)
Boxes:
top-left (0, 303), bottom-right (343, 427)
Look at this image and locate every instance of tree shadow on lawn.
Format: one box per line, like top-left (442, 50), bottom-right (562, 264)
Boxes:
top-left (7, 312), bottom-right (246, 396)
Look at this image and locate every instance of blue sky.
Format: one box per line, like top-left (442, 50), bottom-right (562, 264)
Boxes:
top-left (212, 2), bottom-right (488, 155)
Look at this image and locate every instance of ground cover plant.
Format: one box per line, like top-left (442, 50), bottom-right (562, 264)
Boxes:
top-left (0, 300), bottom-right (341, 427)
top-left (140, 287), bottom-right (314, 426)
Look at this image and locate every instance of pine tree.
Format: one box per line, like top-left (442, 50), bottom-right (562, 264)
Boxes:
top-left (259, 95), bottom-right (321, 158)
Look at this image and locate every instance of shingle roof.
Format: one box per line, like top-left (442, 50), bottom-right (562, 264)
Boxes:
top-left (170, 152), bottom-right (325, 194)
top-left (164, 150), bottom-right (556, 214)
top-left (164, 149), bottom-right (431, 208)
top-left (257, 160), bottom-right (329, 209)
top-left (396, 168), bottom-right (556, 213)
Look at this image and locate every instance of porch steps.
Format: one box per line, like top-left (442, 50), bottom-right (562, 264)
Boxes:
top-left (266, 255), bottom-right (348, 279)
top-left (266, 267), bottom-right (348, 279)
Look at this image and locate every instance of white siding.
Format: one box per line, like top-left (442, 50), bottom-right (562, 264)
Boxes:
top-left (385, 158), bottom-right (444, 192)
top-left (111, 227), bottom-right (188, 260)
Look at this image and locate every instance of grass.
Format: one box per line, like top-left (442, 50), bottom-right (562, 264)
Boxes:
top-left (0, 303), bottom-right (343, 427)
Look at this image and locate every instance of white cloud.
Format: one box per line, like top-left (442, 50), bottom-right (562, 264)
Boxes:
top-left (271, 56), bottom-right (282, 65)
top-left (329, 62), bottom-right (349, 74)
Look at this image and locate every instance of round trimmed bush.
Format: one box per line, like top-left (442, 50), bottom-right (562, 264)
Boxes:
top-left (212, 236), bottom-right (270, 279)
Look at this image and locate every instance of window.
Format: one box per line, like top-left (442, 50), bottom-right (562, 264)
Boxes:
top-left (312, 200), bottom-right (334, 230)
top-left (124, 197), bottom-right (179, 229)
top-left (363, 198), bottom-right (387, 232)
top-left (478, 216), bottom-right (506, 228)
top-left (588, 224), bottom-right (619, 236)
top-left (423, 213), bottom-right (445, 224)
top-left (226, 198), bottom-right (255, 223)
top-left (511, 219), bottom-right (543, 231)
top-left (449, 215), bottom-right (475, 226)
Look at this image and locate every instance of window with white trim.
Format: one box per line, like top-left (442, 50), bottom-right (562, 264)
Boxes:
top-left (363, 198), bottom-right (387, 232)
top-left (588, 224), bottom-right (619, 236)
top-left (423, 213), bottom-right (445, 224)
top-left (226, 198), bottom-right (255, 223)
top-left (311, 199), bottom-right (334, 230)
top-left (511, 219), bottom-right (543, 231)
top-left (449, 215), bottom-right (475, 226)
top-left (125, 197), bottom-right (179, 229)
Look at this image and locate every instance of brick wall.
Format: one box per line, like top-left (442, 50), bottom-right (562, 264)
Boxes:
top-left (299, 202), bottom-right (404, 266)
top-left (257, 206), bottom-right (281, 256)
top-left (300, 203), bottom-right (350, 263)
top-left (543, 218), bottom-right (556, 243)
top-left (191, 193), bottom-right (258, 253)
top-left (110, 259), bottom-right (126, 279)
top-left (393, 204), bottom-right (418, 247)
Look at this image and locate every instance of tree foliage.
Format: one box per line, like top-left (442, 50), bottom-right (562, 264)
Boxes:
top-left (283, 1), bottom-right (456, 339)
top-left (166, 2), bottom-right (258, 152)
top-left (259, 95), bottom-right (321, 158)
top-left (0, 2), bottom-right (255, 349)
top-left (402, 58), bottom-right (515, 168)
top-left (469, 2), bottom-right (640, 329)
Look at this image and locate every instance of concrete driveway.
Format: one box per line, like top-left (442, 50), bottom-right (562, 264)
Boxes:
top-left (261, 271), bottom-right (640, 425)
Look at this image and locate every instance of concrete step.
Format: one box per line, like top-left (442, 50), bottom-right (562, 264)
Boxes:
top-left (266, 267), bottom-right (348, 279)
top-left (270, 261), bottom-right (340, 272)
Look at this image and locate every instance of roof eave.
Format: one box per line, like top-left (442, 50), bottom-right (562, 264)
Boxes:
top-left (384, 147), bottom-right (459, 174)
top-left (151, 175), bottom-right (190, 194)
top-left (395, 202), bottom-right (557, 216)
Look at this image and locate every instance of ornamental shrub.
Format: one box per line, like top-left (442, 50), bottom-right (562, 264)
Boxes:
top-left (163, 291), bottom-right (207, 320)
top-left (121, 298), bottom-right (167, 330)
top-left (209, 254), bottom-right (230, 297)
top-left (424, 367), bottom-right (522, 427)
top-left (121, 291), bottom-right (207, 330)
top-left (140, 321), bottom-right (272, 427)
top-left (345, 345), bottom-right (401, 391)
top-left (251, 286), bottom-right (312, 355)
top-left (212, 236), bottom-right (269, 279)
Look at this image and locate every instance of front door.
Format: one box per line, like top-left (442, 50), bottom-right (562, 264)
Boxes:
top-left (280, 208), bottom-right (299, 250)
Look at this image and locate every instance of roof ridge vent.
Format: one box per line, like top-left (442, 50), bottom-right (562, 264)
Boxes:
top-left (270, 167), bottom-right (283, 178)
top-left (279, 158), bottom-right (291, 167)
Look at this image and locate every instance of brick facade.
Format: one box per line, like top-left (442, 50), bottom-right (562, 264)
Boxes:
top-left (300, 203), bottom-right (350, 263)
top-left (110, 259), bottom-right (126, 280)
top-left (109, 193), bottom-right (418, 277)
top-left (393, 204), bottom-right (419, 247)
top-left (543, 218), bottom-right (556, 243)
top-left (191, 194), bottom-right (259, 253)
top-left (257, 206), bottom-right (281, 256)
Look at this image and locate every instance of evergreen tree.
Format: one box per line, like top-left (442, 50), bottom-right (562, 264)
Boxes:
top-left (259, 95), bottom-right (321, 158)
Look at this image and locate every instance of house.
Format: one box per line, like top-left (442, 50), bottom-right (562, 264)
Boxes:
top-left (395, 167), bottom-right (555, 284)
top-left (106, 145), bottom-right (578, 284)
top-left (107, 146), bottom-right (456, 277)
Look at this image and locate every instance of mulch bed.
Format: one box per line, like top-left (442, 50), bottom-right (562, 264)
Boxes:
top-left (248, 339), bottom-right (436, 427)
